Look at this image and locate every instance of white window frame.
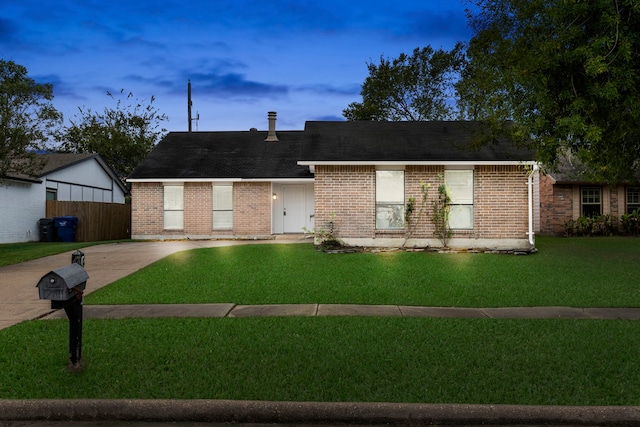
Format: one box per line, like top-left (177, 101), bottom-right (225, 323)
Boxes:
top-left (581, 187), bottom-right (601, 217)
top-left (627, 187), bottom-right (640, 214)
top-left (163, 184), bottom-right (184, 230)
top-left (445, 169), bottom-right (474, 230)
top-left (212, 184), bottom-right (233, 230)
top-left (375, 170), bottom-right (405, 230)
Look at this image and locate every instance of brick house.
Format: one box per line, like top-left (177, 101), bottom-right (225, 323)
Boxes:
top-left (128, 115), bottom-right (538, 250)
top-left (538, 156), bottom-right (640, 235)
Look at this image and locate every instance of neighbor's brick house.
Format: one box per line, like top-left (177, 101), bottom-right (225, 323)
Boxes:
top-left (128, 115), bottom-right (538, 250)
top-left (538, 162), bottom-right (640, 235)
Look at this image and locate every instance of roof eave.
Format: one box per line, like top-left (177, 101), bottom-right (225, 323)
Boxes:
top-left (297, 160), bottom-right (538, 166)
top-left (127, 177), bottom-right (315, 183)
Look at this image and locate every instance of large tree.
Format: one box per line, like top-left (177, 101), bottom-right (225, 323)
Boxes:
top-left (58, 89), bottom-right (168, 180)
top-left (0, 60), bottom-right (62, 180)
top-left (344, 43), bottom-right (466, 121)
top-left (461, 0), bottom-right (640, 183)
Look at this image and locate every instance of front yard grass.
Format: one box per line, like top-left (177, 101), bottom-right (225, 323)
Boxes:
top-left (1, 236), bottom-right (639, 404)
top-left (86, 236), bottom-right (640, 307)
top-left (0, 241), bottom-right (128, 267)
top-left (1, 316), bottom-right (639, 404)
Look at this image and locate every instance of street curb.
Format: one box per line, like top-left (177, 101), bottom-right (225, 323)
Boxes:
top-left (1, 400), bottom-right (640, 425)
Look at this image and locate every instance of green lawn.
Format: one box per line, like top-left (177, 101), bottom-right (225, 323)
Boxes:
top-left (87, 236), bottom-right (640, 307)
top-left (1, 236), bottom-right (639, 404)
top-left (2, 317), bottom-right (639, 404)
top-left (0, 240), bottom-right (127, 267)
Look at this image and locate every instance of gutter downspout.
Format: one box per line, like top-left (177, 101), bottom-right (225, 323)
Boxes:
top-left (527, 164), bottom-right (539, 247)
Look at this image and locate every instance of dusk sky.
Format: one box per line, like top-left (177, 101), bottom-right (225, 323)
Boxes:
top-left (1, 0), bottom-right (471, 133)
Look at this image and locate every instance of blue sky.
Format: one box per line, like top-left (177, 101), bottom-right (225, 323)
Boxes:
top-left (1, 0), bottom-right (471, 132)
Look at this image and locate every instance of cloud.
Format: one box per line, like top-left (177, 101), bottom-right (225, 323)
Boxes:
top-left (296, 83), bottom-right (361, 97)
top-left (32, 73), bottom-right (85, 100)
top-left (189, 72), bottom-right (289, 99)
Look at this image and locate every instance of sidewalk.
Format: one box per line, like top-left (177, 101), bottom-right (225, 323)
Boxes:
top-left (42, 302), bottom-right (640, 320)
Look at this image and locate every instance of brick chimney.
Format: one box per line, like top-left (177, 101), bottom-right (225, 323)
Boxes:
top-left (265, 111), bottom-right (279, 142)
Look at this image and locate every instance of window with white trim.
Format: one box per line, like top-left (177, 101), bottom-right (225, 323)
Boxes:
top-left (376, 170), bottom-right (405, 230)
top-left (445, 170), bottom-right (474, 230)
top-left (581, 187), bottom-right (601, 217)
top-left (627, 187), bottom-right (640, 214)
top-left (163, 185), bottom-right (184, 229)
top-left (212, 184), bottom-right (233, 229)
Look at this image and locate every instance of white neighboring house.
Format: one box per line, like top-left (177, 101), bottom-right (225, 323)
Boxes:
top-left (0, 153), bottom-right (128, 244)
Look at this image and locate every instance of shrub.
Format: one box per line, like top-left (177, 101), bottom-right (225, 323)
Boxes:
top-left (563, 214), bottom-right (613, 237)
top-left (620, 209), bottom-right (640, 236)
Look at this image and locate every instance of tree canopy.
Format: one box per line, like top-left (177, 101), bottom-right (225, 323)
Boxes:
top-left (0, 60), bottom-right (62, 180)
top-left (58, 89), bottom-right (168, 181)
top-left (343, 43), bottom-right (466, 121)
top-left (461, 0), bottom-right (640, 183)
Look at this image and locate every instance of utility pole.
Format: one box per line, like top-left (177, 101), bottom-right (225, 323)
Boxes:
top-left (188, 80), bottom-right (192, 132)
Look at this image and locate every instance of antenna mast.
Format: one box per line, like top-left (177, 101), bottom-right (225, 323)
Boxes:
top-left (187, 80), bottom-right (200, 132)
top-left (188, 80), bottom-right (192, 132)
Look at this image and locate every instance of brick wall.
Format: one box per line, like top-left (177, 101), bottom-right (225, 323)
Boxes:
top-left (313, 164), bottom-right (530, 242)
top-left (184, 182), bottom-right (212, 235)
top-left (131, 182), bottom-right (164, 237)
top-left (474, 165), bottom-right (529, 239)
top-left (234, 182), bottom-right (272, 235)
top-left (131, 181), bottom-right (272, 239)
top-left (314, 165), bottom-right (375, 237)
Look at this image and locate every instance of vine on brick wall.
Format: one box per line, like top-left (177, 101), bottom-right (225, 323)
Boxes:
top-left (404, 180), bottom-right (430, 246)
top-left (404, 175), bottom-right (452, 248)
top-left (432, 176), bottom-right (452, 247)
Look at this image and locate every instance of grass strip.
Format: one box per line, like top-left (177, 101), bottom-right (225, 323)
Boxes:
top-left (0, 241), bottom-right (127, 267)
top-left (86, 237), bottom-right (640, 307)
top-left (1, 317), bottom-right (639, 405)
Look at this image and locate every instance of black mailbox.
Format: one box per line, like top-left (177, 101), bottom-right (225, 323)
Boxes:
top-left (36, 253), bottom-right (88, 370)
top-left (36, 263), bottom-right (89, 301)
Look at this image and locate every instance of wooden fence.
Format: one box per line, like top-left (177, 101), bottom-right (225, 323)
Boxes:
top-left (46, 201), bottom-right (131, 242)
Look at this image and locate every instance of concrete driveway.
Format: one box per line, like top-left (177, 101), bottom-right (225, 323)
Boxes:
top-left (0, 238), bottom-right (307, 330)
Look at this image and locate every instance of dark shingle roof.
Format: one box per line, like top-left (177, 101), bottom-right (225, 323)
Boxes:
top-left (128, 130), bottom-right (312, 180)
top-left (4, 153), bottom-right (106, 183)
top-left (39, 153), bottom-right (98, 175)
top-left (299, 121), bottom-right (535, 162)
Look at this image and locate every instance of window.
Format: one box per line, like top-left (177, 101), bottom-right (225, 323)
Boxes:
top-left (46, 189), bottom-right (57, 201)
top-left (627, 187), bottom-right (640, 214)
top-left (376, 170), bottom-right (404, 229)
top-left (212, 185), bottom-right (233, 229)
top-left (163, 185), bottom-right (184, 229)
top-left (581, 187), bottom-right (601, 217)
top-left (445, 170), bottom-right (474, 230)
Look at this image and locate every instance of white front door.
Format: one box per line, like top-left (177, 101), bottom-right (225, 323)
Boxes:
top-left (283, 185), bottom-right (307, 233)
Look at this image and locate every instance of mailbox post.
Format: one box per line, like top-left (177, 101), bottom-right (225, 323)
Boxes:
top-left (36, 250), bottom-right (88, 369)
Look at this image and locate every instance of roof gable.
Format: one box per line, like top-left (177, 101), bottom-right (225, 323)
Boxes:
top-left (2, 153), bottom-right (128, 194)
top-left (299, 121), bottom-right (535, 163)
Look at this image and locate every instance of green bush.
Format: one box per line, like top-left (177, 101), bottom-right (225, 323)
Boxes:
top-left (563, 214), bottom-right (613, 236)
top-left (620, 209), bottom-right (640, 236)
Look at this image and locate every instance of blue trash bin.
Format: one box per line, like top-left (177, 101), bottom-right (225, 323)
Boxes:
top-left (54, 216), bottom-right (78, 242)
